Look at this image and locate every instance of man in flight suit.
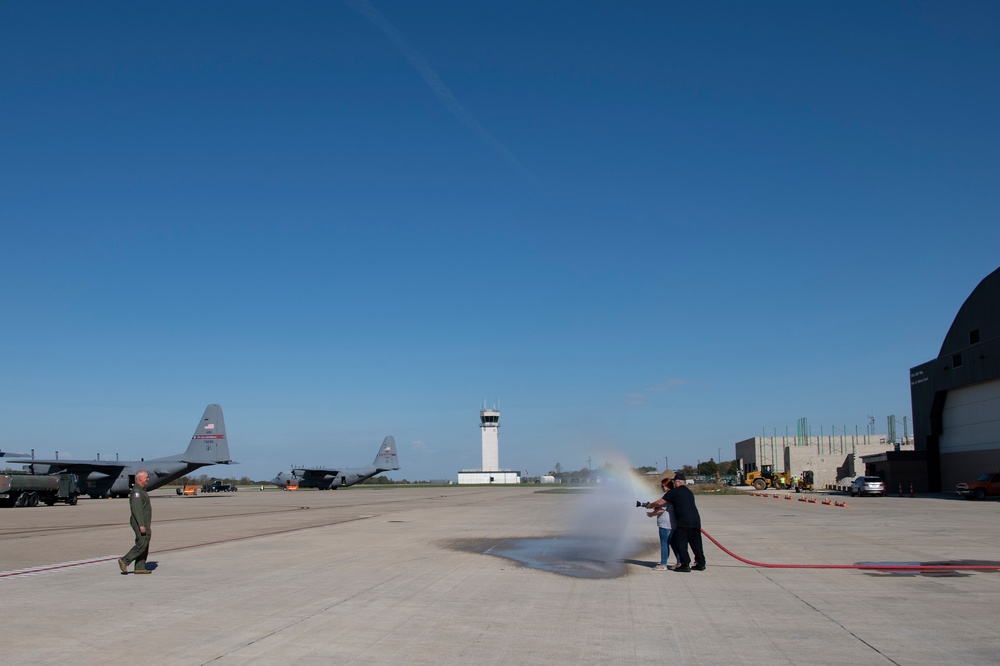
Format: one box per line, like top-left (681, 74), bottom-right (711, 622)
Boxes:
top-left (118, 470), bottom-right (152, 574)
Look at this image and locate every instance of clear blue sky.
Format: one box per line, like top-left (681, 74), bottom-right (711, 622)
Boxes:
top-left (2, 1), bottom-right (998, 482)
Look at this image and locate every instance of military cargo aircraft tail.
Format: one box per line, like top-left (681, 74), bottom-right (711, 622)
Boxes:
top-left (373, 436), bottom-right (399, 471)
top-left (167, 403), bottom-right (232, 465)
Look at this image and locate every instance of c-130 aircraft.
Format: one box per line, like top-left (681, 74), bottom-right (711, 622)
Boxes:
top-left (10, 404), bottom-right (235, 498)
top-left (270, 436), bottom-right (399, 489)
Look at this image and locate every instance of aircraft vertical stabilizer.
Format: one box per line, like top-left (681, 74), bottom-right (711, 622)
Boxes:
top-left (373, 436), bottom-right (399, 471)
top-left (182, 404), bottom-right (233, 464)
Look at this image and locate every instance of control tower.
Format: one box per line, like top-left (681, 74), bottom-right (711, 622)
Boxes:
top-left (480, 407), bottom-right (500, 471)
top-left (456, 403), bottom-right (521, 484)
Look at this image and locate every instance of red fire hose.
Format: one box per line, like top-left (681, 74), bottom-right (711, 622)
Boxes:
top-left (701, 529), bottom-right (1000, 571)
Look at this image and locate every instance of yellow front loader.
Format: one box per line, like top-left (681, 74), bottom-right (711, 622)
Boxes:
top-left (746, 464), bottom-right (792, 490)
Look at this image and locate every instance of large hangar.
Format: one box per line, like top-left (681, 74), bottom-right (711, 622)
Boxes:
top-left (909, 266), bottom-right (1000, 492)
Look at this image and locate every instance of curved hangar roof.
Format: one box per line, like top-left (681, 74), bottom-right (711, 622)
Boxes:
top-left (939, 265), bottom-right (1000, 358)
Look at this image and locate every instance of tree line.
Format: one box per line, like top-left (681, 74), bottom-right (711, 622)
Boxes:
top-left (548, 458), bottom-right (740, 483)
top-left (175, 474), bottom-right (416, 486)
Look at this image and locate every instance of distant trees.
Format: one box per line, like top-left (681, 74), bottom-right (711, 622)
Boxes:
top-left (170, 473), bottom-right (417, 486)
top-left (361, 475), bottom-right (395, 485)
top-left (544, 461), bottom-right (660, 483)
top-left (542, 460), bottom-right (741, 484)
top-left (696, 459), bottom-right (718, 477)
top-left (547, 465), bottom-right (595, 483)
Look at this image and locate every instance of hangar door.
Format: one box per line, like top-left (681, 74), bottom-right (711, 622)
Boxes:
top-left (939, 379), bottom-right (1000, 456)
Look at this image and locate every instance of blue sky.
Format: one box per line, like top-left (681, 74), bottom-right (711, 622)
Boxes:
top-left (2, 1), bottom-right (998, 482)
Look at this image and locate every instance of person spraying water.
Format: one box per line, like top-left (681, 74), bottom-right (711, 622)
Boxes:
top-left (640, 473), bottom-right (706, 572)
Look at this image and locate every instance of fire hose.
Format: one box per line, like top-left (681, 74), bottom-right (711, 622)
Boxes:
top-left (700, 528), bottom-right (1000, 571)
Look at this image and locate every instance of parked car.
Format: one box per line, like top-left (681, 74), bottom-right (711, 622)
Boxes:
top-left (956, 472), bottom-right (1000, 500)
top-left (850, 476), bottom-right (886, 497)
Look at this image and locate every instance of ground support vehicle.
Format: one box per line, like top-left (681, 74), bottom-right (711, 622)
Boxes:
top-left (795, 470), bottom-right (815, 492)
top-left (175, 483), bottom-right (199, 495)
top-left (956, 472), bottom-right (1000, 500)
top-left (746, 464), bottom-right (793, 490)
top-left (0, 473), bottom-right (80, 507)
top-left (202, 481), bottom-right (238, 493)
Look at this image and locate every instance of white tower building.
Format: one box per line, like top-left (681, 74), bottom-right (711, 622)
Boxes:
top-left (456, 403), bottom-right (521, 484)
top-left (480, 407), bottom-right (500, 471)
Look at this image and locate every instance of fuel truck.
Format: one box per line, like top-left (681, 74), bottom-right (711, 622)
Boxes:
top-left (0, 473), bottom-right (80, 507)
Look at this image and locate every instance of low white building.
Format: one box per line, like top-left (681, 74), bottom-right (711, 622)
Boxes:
top-left (456, 470), bottom-right (522, 484)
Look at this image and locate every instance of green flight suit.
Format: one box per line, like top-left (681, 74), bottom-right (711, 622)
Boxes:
top-left (122, 483), bottom-right (152, 571)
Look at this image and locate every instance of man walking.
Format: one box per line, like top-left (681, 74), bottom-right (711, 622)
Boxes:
top-left (118, 470), bottom-right (152, 574)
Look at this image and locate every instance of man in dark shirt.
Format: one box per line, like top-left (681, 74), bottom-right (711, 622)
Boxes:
top-left (644, 473), bottom-right (705, 572)
top-left (118, 469), bottom-right (152, 574)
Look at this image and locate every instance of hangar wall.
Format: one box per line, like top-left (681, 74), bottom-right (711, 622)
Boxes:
top-left (910, 266), bottom-right (1000, 492)
top-left (938, 379), bottom-right (1000, 488)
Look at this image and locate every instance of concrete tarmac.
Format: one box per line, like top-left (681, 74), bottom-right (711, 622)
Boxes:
top-left (1, 485), bottom-right (998, 665)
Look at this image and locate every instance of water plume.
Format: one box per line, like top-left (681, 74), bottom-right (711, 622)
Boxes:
top-left (487, 453), bottom-right (658, 578)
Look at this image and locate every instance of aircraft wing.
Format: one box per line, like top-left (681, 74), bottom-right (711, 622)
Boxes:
top-left (11, 458), bottom-right (126, 481)
top-left (0, 450), bottom-right (30, 458)
top-left (295, 468), bottom-right (342, 481)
